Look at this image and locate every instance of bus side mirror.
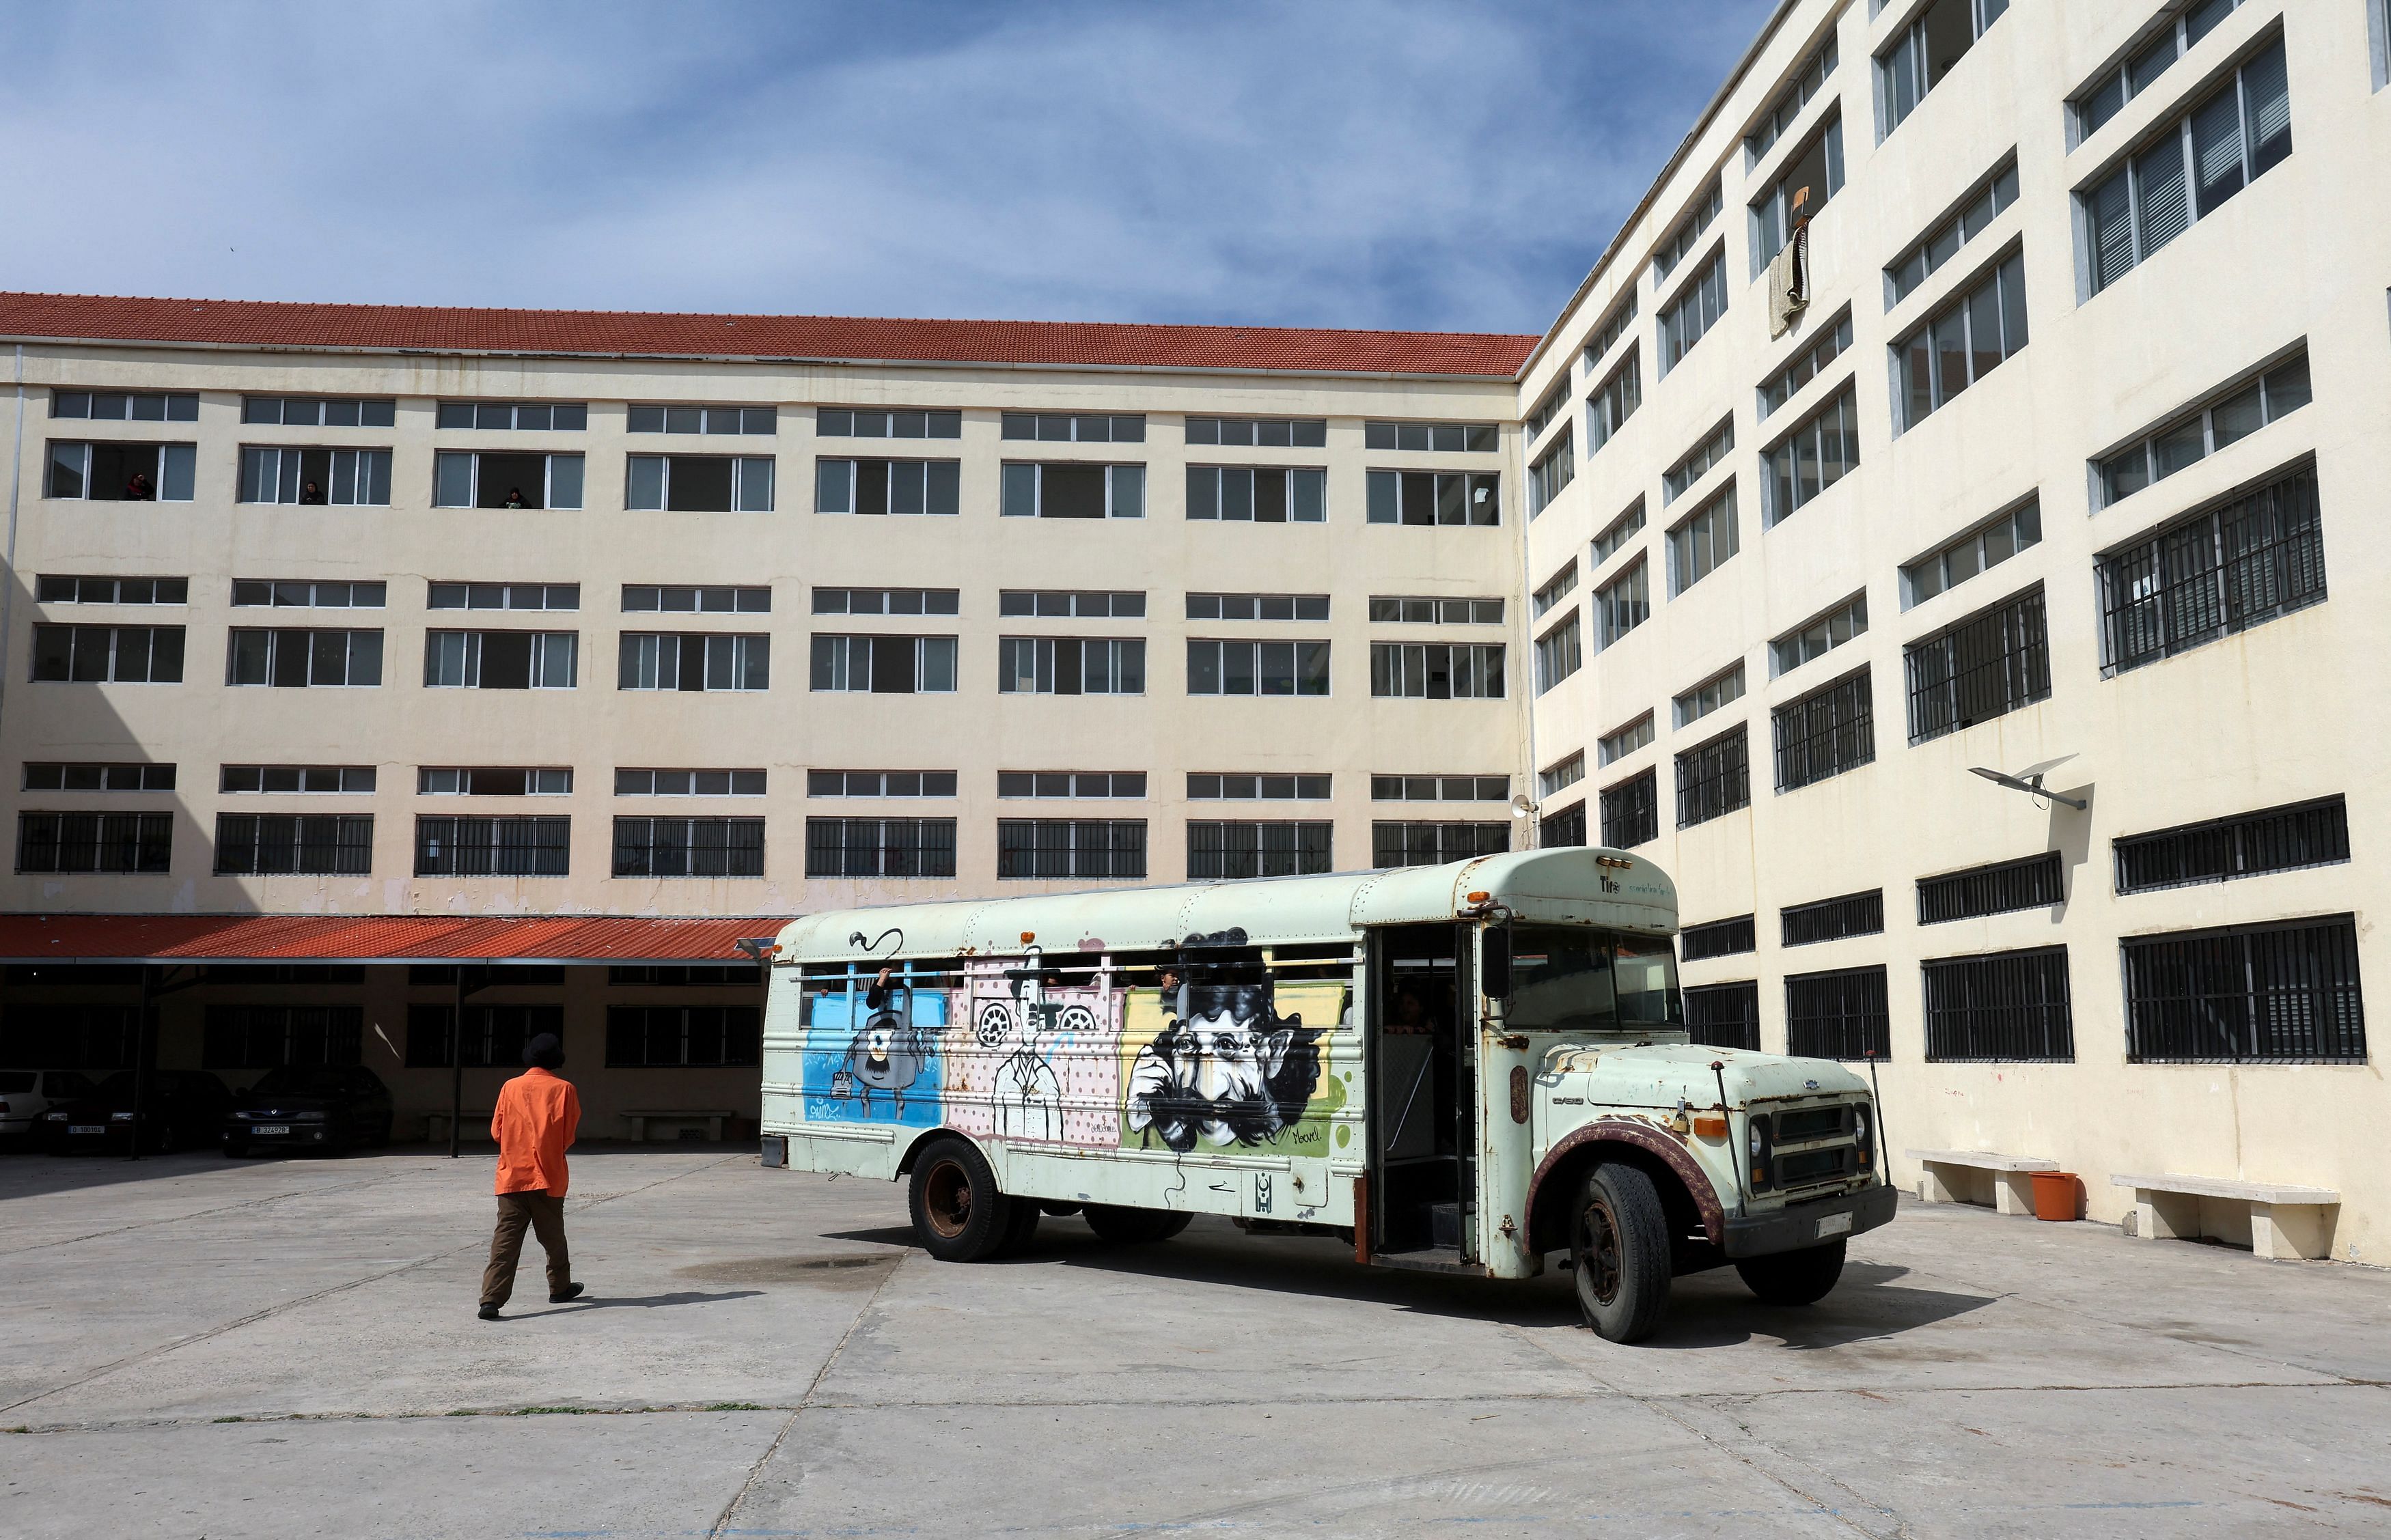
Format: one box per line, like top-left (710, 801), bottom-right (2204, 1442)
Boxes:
top-left (1481, 927), bottom-right (1512, 1003)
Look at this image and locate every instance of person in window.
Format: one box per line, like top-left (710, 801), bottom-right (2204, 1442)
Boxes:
top-left (501, 486), bottom-right (529, 509)
top-left (478, 1032), bottom-right (584, 1320)
top-left (123, 472), bottom-right (154, 501)
top-left (299, 479), bottom-right (327, 505)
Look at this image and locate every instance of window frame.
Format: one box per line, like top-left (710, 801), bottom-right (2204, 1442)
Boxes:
top-left (1666, 484), bottom-right (1739, 597)
top-left (1877, 0), bottom-right (2008, 141)
top-left (1903, 583), bottom-right (2050, 743)
top-left (1000, 461), bottom-right (1147, 519)
top-left (2091, 348), bottom-right (2309, 509)
top-left (1771, 667), bottom-right (1877, 793)
top-left (806, 634), bottom-right (959, 695)
top-left (1674, 723), bottom-right (1752, 830)
top-left (1593, 559), bottom-right (1650, 650)
top-left (430, 449), bottom-right (585, 511)
top-left (623, 453), bottom-right (776, 513)
top-left (46, 440), bottom-right (199, 503)
top-left (1191, 638), bottom-right (1335, 698)
top-left (813, 456), bottom-right (962, 517)
top-left (1657, 247), bottom-right (1728, 378)
top-left (1185, 820), bottom-right (1333, 880)
top-left (1893, 248), bottom-right (2030, 432)
top-left (1185, 464), bottom-right (1327, 522)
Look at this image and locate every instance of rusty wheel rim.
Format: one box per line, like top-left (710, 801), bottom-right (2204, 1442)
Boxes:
top-left (923, 1158), bottom-right (972, 1240)
top-left (1577, 1195), bottom-right (1623, 1306)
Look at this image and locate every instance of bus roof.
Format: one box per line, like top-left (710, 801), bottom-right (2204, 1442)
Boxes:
top-left (770, 848), bottom-right (1676, 964)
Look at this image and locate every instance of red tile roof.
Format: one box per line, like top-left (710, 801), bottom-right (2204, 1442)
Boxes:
top-left (0, 292), bottom-right (1538, 378)
top-left (0, 914), bottom-right (785, 964)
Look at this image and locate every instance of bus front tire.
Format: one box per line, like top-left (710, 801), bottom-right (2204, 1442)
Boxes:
top-left (1082, 1204), bottom-right (1191, 1243)
top-left (907, 1136), bottom-right (1013, 1262)
top-left (1735, 1238), bottom-right (1845, 1305)
top-left (991, 1196), bottom-right (1042, 1259)
top-left (1573, 1162), bottom-right (1672, 1343)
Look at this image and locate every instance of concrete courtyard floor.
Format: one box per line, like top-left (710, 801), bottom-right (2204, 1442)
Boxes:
top-left (3, 1149), bottom-right (2390, 1539)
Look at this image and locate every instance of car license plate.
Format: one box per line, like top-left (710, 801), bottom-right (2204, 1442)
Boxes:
top-left (69, 1125), bottom-right (105, 1135)
top-left (253, 1124), bottom-right (290, 1136)
top-left (1816, 1212), bottom-right (1854, 1239)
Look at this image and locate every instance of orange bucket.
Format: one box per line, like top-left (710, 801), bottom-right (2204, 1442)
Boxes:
top-left (2030, 1171), bottom-right (2079, 1222)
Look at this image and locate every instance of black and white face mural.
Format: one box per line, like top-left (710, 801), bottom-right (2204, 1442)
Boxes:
top-left (1126, 929), bottom-right (1323, 1153)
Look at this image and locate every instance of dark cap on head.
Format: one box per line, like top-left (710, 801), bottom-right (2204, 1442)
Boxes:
top-left (523, 1033), bottom-right (564, 1071)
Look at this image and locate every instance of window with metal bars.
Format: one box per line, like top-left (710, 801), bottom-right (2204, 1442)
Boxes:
top-left (1772, 669), bottom-right (1875, 792)
top-left (1786, 966), bottom-right (1890, 1060)
top-left (1686, 981), bottom-right (1761, 1050)
top-left (1538, 802), bottom-right (1586, 849)
top-left (413, 816), bottom-right (570, 877)
top-left (0, 1003), bottom-right (140, 1072)
top-left (1675, 726), bottom-right (1750, 830)
top-left (202, 1005), bottom-right (364, 1070)
top-left (405, 1004), bottom-right (562, 1069)
top-left (1187, 821), bottom-right (1332, 880)
top-left (1370, 822), bottom-right (1508, 869)
top-left (804, 817), bottom-right (956, 879)
top-left (1681, 914), bottom-right (1756, 962)
top-left (612, 817), bottom-right (764, 878)
top-left (1782, 890), bottom-right (1884, 947)
top-left (1918, 850), bottom-right (2063, 923)
top-left (2114, 796), bottom-right (2349, 895)
top-left (2095, 461), bottom-right (2323, 676)
top-left (214, 813), bottom-right (374, 876)
top-left (605, 1005), bottom-right (762, 1068)
top-left (2123, 915), bottom-right (2365, 1063)
top-left (16, 811), bottom-right (171, 873)
top-left (1922, 947), bottom-right (2073, 1061)
top-left (1904, 584), bottom-right (2049, 743)
top-left (997, 820), bottom-right (1147, 880)
top-left (1599, 770), bottom-right (1657, 849)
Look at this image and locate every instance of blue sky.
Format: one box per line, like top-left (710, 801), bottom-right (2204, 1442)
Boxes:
top-left (0, 0), bottom-right (1776, 335)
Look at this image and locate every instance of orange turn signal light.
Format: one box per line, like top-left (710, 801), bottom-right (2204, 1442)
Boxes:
top-left (1466, 891), bottom-right (1491, 903)
top-left (1691, 1115), bottom-right (1728, 1139)
top-left (1019, 931), bottom-right (1036, 944)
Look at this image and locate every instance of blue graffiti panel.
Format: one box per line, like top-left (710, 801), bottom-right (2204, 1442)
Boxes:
top-left (801, 983), bottom-right (948, 1128)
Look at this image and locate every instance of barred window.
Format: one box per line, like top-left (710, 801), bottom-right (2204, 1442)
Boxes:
top-left (0, 1004), bottom-right (139, 1072)
top-left (414, 816), bottom-right (570, 877)
top-left (804, 817), bottom-right (956, 878)
top-left (17, 811), bottom-right (171, 873)
top-left (1369, 643), bottom-right (1502, 699)
top-left (2095, 461), bottom-right (2322, 677)
top-left (406, 1004), bottom-right (562, 1069)
top-left (1904, 584), bottom-right (2049, 744)
top-left (1538, 802), bottom-right (1587, 848)
top-left (1918, 850), bottom-right (2064, 923)
top-left (1599, 770), bottom-right (1659, 850)
top-left (1680, 914), bottom-right (1756, 962)
top-left (1786, 966), bottom-right (1890, 1061)
top-left (605, 1005), bottom-right (761, 1068)
top-left (1686, 981), bottom-right (1761, 1050)
top-left (2123, 915), bottom-right (2364, 1064)
top-left (1675, 725), bottom-right (1750, 830)
top-left (2114, 796), bottom-right (2349, 895)
top-left (1782, 889), bottom-right (1884, 947)
top-left (1372, 821), bottom-right (1508, 869)
top-left (1187, 821), bottom-right (1332, 879)
top-left (202, 1006), bottom-right (363, 1070)
top-left (1772, 669), bottom-right (1875, 792)
top-left (1923, 947), bottom-right (2075, 1062)
top-left (997, 820), bottom-right (1147, 880)
top-left (215, 814), bottom-right (373, 876)
top-left (613, 817), bottom-right (764, 878)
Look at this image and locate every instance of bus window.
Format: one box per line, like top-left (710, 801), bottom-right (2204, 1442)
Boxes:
top-left (1506, 925), bottom-right (1616, 1032)
top-left (1613, 933), bottom-right (1683, 1027)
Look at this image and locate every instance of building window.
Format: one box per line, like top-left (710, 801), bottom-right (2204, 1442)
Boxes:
top-left (2095, 352), bottom-right (2309, 507)
top-left (36, 574), bottom-right (187, 606)
top-left (1762, 384), bottom-right (1859, 524)
top-left (1592, 500), bottom-right (1646, 565)
top-left (436, 402), bottom-right (589, 432)
top-left (1896, 253), bottom-right (2027, 431)
top-left (203, 1006), bottom-right (364, 1071)
top-left (1676, 725), bottom-right (1750, 830)
top-left (816, 407), bottom-right (954, 438)
top-left (1782, 889), bottom-right (1885, 947)
top-left (2124, 916), bottom-right (2365, 1064)
top-left (2095, 461), bottom-right (2321, 676)
top-left (1901, 499), bottom-right (2041, 607)
top-left (1653, 177), bottom-right (1724, 283)
top-left (1918, 850), bottom-right (2064, 923)
top-left (221, 765), bottom-right (375, 794)
top-left (429, 582), bottom-right (578, 611)
top-left (999, 771), bottom-right (1145, 799)
top-left (16, 811), bottom-right (171, 873)
top-left (1888, 158), bottom-right (2018, 305)
top-left (419, 767), bottom-right (572, 796)
top-left (1599, 770), bottom-right (1658, 849)
top-left (1662, 418), bottom-right (1733, 506)
top-left (1594, 718), bottom-right (1650, 768)
top-left (2073, 0), bottom-right (2247, 138)
top-left (615, 768), bottom-right (764, 796)
top-left (804, 770), bottom-right (950, 798)
top-left (1188, 639), bottom-right (1329, 697)
top-left (628, 405), bottom-right (776, 435)
top-left (25, 762), bottom-right (176, 792)
top-left (227, 628), bottom-right (385, 688)
top-left (2114, 795), bottom-right (2349, 895)
top-left (1586, 349), bottom-right (1642, 453)
top-left (424, 630), bottom-right (575, 690)
top-left (1534, 615), bottom-right (1582, 695)
top-left (624, 585), bottom-right (770, 615)
top-left (999, 637), bottom-right (1146, 695)
top-left (611, 817), bottom-right (764, 878)
top-left (804, 817), bottom-right (956, 878)
top-left (1666, 486), bottom-right (1739, 596)
top-left (1773, 669), bottom-right (1875, 793)
top-left (1674, 662), bottom-right (1745, 728)
top-left (1681, 914), bottom-right (1756, 961)
top-left (808, 634), bottom-right (955, 693)
top-left (1367, 596), bottom-right (1504, 624)
top-left (1594, 560), bottom-right (1650, 649)
top-left (1657, 249), bottom-right (1727, 377)
top-left (814, 587), bottom-right (957, 617)
top-left (624, 454), bottom-right (773, 512)
top-left (1924, 947), bottom-right (2074, 1061)
top-left (1187, 466), bottom-right (1327, 522)
top-left (605, 1006), bottom-right (762, 1067)
top-left (46, 441), bottom-right (197, 502)
top-left (231, 579), bottom-right (386, 610)
top-left (1538, 801), bottom-right (1586, 848)
top-left (31, 624), bottom-right (185, 684)
top-left (413, 816), bottom-right (570, 876)
top-left (1878, 0), bottom-right (2008, 139)
top-left (997, 819), bottom-right (1147, 880)
top-left (616, 632), bottom-right (769, 692)
top-left (1758, 309), bottom-right (1853, 419)
top-left (0, 1003), bottom-right (139, 1069)
top-left (214, 814), bottom-right (373, 876)
top-left (1771, 592), bottom-right (1867, 677)
top-left (1527, 432), bottom-right (1575, 517)
top-left (1001, 462), bottom-right (1145, 518)
top-left (1185, 417), bottom-right (1327, 447)
top-left (430, 451), bottom-right (583, 510)
top-left (1365, 468), bottom-right (1500, 526)
top-left (609, 966), bottom-right (758, 986)
top-left (406, 1005), bottom-right (564, 1070)
top-left (1904, 585), bottom-right (2049, 743)
top-left (236, 447), bottom-right (392, 506)
top-left (1001, 413), bottom-right (1144, 443)
top-left (1686, 981), bottom-right (1761, 1050)
top-left (1531, 562), bottom-right (1577, 619)
top-left (1370, 774), bottom-right (1508, 802)
top-left (1016, 589), bottom-right (1148, 618)
top-left (1368, 643), bottom-right (1500, 699)
top-left (2374, 0), bottom-right (2390, 92)
top-left (1187, 822), bottom-right (1332, 879)
top-left (1582, 294), bottom-right (1638, 370)
top-left (814, 458), bottom-right (960, 517)
top-left (1189, 773), bottom-right (1331, 800)
top-left (2082, 36), bottom-right (2291, 296)
top-left (1750, 113), bottom-right (1846, 274)
top-left (61, 389), bottom-right (200, 423)
top-left (1525, 377), bottom-right (1572, 443)
top-left (1747, 32), bottom-right (1839, 163)
top-left (1371, 822), bottom-right (1508, 868)
top-left (1786, 966), bottom-right (1892, 1061)
top-left (1363, 421), bottom-right (1499, 453)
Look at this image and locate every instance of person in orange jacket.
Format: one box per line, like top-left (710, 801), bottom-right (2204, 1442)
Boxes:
top-left (478, 1033), bottom-right (585, 1319)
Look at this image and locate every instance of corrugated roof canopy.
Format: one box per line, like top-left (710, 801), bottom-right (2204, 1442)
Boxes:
top-left (0, 914), bottom-right (786, 966)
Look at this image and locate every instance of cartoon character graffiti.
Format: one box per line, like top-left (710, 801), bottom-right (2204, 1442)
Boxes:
top-left (830, 965), bottom-right (932, 1115)
top-left (1127, 929), bottom-right (1322, 1152)
top-left (980, 947), bottom-right (1086, 1143)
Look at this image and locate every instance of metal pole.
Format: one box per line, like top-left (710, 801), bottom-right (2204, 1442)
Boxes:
top-left (2, 344), bottom-right (27, 733)
top-left (130, 965), bottom-right (155, 1162)
top-left (448, 968), bottom-right (465, 1158)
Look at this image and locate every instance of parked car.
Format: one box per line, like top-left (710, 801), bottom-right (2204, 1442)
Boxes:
top-left (224, 1065), bottom-right (394, 1157)
top-left (1, 1069), bottom-right (97, 1142)
top-left (39, 1071), bottom-right (232, 1154)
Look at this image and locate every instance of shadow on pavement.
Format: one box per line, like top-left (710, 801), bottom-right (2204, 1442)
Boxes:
top-left (1648, 1261), bottom-right (1998, 1349)
top-left (513, 1289), bottom-right (768, 1317)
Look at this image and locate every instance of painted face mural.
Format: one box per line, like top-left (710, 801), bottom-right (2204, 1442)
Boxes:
top-left (1126, 930), bottom-right (1323, 1152)
top-left (840, 977), bottom-right (928, 1112)
top-left (801, 966), bottom-right (948, 1128)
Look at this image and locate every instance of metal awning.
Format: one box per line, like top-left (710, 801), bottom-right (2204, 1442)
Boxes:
top-left (0, 914), bottom-right (789, 966)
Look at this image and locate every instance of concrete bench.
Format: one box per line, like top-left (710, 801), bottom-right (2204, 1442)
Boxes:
top-left (622, 1109), bottom-right (739, 1143)
top-left (2111, 1173), bottom-right (2341, 1261)
top-left (1906, 1148), bottom-right (2060, 1216)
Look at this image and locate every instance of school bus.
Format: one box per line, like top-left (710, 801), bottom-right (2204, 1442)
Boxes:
top-left (757, 848), bottom-right (1895, 1342)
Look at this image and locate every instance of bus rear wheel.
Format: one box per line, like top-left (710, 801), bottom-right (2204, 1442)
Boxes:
top-left (907, 1136), bottom-right (1013, 1262)
top-left (1573, 1162), bottom-right (1672, 1343)
top-left (1083, 1205), bottom-right (1191, 1243)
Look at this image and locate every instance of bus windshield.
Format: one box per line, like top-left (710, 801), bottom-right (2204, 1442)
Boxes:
top-left (1504, 924), bottom-right (1683, 1033)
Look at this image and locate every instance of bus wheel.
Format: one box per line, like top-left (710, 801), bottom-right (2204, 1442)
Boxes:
top-left (1573, 1162), bottom-right (1671, 1343)
top-left (907, 1136), bottom-right (1012, 1262)
top-left (1735, 1239), bottom-right (1845, 1306)
top-left (1083, 1205), bottom-right (1189, 1243)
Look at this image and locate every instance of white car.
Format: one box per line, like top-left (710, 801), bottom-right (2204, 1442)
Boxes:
top-left (0, 1069), bottom-right (96, 1139)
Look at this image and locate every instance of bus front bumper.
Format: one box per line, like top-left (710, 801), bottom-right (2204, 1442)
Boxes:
top-left (1722, 1182), bottom-right (1898, 1259)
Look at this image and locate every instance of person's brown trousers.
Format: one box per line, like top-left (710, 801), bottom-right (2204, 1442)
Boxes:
top-left (481, 1190), bottom-right (571, 1307)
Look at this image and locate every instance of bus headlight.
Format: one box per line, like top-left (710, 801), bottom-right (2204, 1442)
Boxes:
top-left (1747, 1113), bottom-right (1775, 1192)
top-left (1852, 1103), bottom-right (1875, 1173)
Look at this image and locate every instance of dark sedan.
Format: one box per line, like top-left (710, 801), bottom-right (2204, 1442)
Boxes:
top-left (224, 1065), bottom-right (393, 1156)
top-left (39, 1070), bottom-right (232, 1154)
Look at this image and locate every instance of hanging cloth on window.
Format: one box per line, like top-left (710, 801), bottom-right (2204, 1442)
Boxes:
top-left (1768, 224), bottom-right (1810, 339)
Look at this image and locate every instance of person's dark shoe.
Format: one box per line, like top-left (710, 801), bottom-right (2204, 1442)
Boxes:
top-left (549, 1283), bottom-right (585, 1304)
top-left (478, 1304), bottom-right (502, 1320)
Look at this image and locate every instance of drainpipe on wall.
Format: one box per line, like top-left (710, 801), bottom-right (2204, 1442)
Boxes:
top-left (1512, 425), bottom-right (1540, 849)
top-left (1, 344), bottom-right (24, 733)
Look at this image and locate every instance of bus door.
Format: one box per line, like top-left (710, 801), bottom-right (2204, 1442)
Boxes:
top-left (1367, 922), bottom-right (1476, 1263)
